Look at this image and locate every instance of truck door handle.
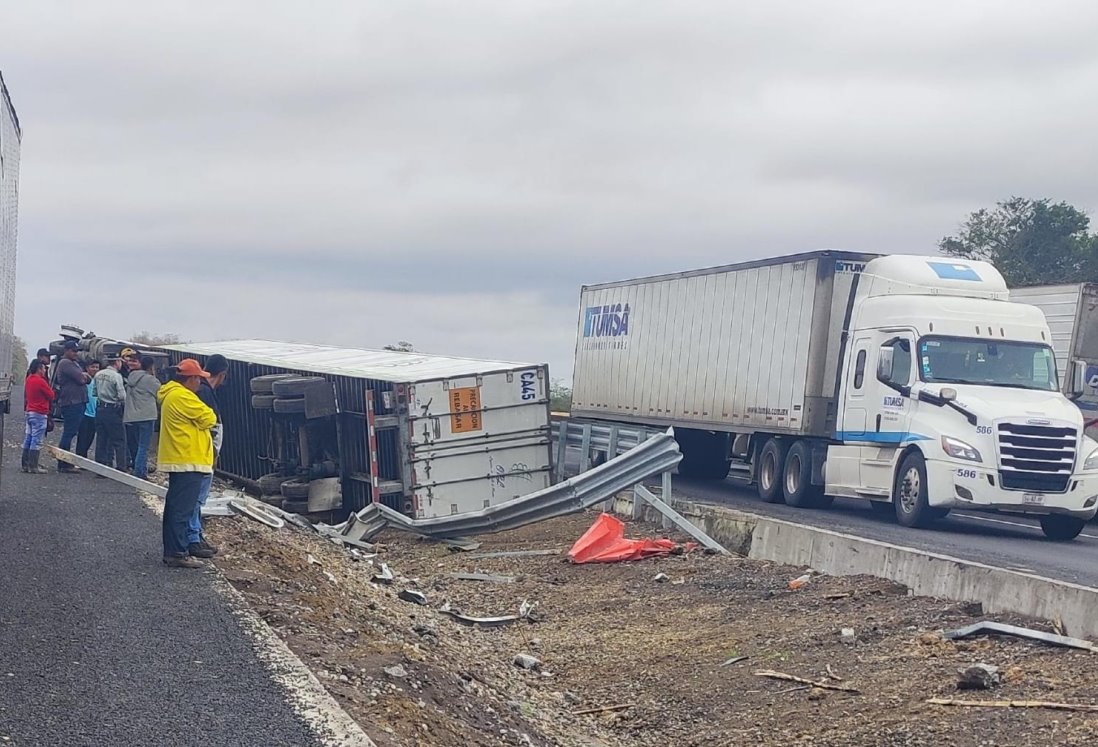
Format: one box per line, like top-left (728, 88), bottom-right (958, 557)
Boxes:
top-left (875, 414), bottom-right (882, 432)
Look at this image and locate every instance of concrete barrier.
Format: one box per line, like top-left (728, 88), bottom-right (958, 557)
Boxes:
top-left (612, 493), bottom-right (1098, 640)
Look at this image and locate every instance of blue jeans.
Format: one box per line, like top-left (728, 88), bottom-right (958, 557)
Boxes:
top-left (23, 412), bottom-right (47, 451)
top-left (188, 473), bottom-right (214, 546)
top-left (59, 403), bottom-right (85, 452)
top-left (129, 421), bottom-right (155, 478)
top-left (165, 472), bottom-right (205, 558)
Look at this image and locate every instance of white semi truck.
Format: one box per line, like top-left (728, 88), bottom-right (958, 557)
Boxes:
top-left (571, 251), bottom-right (1098, 540)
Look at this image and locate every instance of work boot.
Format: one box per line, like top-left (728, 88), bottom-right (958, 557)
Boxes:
top-left (188, 543), bottom-right (215, 559)
top-left (163, 555), bottom-right (204, 569)
top-left (57, 462), bottom-right (77, 473)
top-left (29, 450), bottom-right (47, 474)
top-left (199, 535), bottom-right (219, 555)
top-left (21, 448), bottom-right (29, 472)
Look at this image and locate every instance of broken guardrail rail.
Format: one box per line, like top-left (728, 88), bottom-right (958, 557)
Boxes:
top-left (335, 428), bottom-right (696, 545)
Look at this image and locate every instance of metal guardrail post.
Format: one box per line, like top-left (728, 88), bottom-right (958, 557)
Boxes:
top-left (607, 425), bottom-right (619, 460)
top-left (579, 424), bottom-right (592, 472)
top-left (660, 469), bottom-right (673, 530)
top-left (554, 422), bottom-right (568, 481)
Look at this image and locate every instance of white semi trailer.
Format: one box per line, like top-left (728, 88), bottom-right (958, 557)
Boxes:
top-left (0, 74), bottom-right (22, 485)
top-left (571, 251), bottom-right (1098, 540)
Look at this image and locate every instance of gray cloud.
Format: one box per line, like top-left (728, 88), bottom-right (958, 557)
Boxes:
top-left (6, 0), bottom-right (1098, 380)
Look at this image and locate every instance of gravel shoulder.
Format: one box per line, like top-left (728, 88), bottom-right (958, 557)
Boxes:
top-left (208, 507), bottom-right (1098, 747)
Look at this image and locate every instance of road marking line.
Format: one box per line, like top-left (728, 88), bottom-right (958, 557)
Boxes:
top-left (953, 512), bottom-right (1098, 540)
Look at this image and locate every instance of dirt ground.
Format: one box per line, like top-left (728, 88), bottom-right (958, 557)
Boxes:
top-left (207, 509), bottom-right (1098, 747)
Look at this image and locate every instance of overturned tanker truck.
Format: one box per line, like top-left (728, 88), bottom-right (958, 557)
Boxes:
top-left (156, 340), bottom-right (554, 519)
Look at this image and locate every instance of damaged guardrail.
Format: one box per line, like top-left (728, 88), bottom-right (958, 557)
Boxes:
top-left (338, 428), bottom-right (683, 543)
top-left (551, 418), bottom-right (662, 478)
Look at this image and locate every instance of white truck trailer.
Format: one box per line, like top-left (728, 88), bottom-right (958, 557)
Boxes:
top-left (1009, 283), bottom-right (1098, 423)
top-left (571, 251), bottom-right (1098, 540)
top-left (0, 74), bottom-right (22, 480)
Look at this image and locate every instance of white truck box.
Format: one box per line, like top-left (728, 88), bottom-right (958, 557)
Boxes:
top-left (571, 251), bottom-right (878, 437)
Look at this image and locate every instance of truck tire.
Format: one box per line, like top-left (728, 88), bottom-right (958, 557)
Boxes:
top-left (1040, 514), bottom-right (1085, 541)
top-left (281, 499), bottom-right (311, 514)
top-left (251, 394), bottom-right (276, 410)
top-left (256, 472), bottom-right (289, 495)
top-left (757, 438), bottom-right (788, 503)
top-left (281, 478), bottom-right (311, 500)
top-left (271, 376), bottom-right (327, 398)
top-left (782, 441), bottom-right (826, 508)
top-left (894, 451), bottom-right (932, 528)
top-left (250, 374), bottom-right (295, 395)
top-left (272, 397), bottom-right (306, 415)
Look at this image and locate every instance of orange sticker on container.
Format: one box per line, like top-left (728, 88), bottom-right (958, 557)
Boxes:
top-left (449, 386), bottom-right (483, 433)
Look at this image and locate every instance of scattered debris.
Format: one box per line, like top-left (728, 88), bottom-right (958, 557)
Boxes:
top-left (631, 484), bottom-right (730, 554)
top-left (958, 663), bottom-right (1001, 691)
top-left (789, 573), bottom-right (812, 591)
top-left (228, 499), bottom-right (285, 529)
top-left (513, 654), bottom-right (542, 671)
top-left (440, 606), bottom-right (522, 628)
top-left (306, 554), bottom-right (321, 566)
top-left (412, 624), bottom-right (438, 642)
top-left (824, 592), bottom-right (852, 600)
top-left (671, 577), bottom-right (685, 585)
top-left (398, 589), bottom-right (429, 606)
top-left (1052, 617), bottom-right (1066, 637)
top-left (825, 664), bottom-right (843, 682)
top-left (754, 670), bottom-right (860, 694)
top-left (572, 703), bottom-right (634, 716)
top-left (322, 570), bottom-right (338, 585)
top-left (463, 549), bottom-right (561, 560)
top-left (450, 572), bottom-right (516, 584)
top-left (942, 621), bottom-right (1098, 653)
top-left (840, 628), bottom-right (856, 644)
top-left (568, 513), bottom-right (696, 564)
top-left (807, 687), bottom-right (828, 701)
top-left (654, 573), bottom-right (670, 583)
top-left (722, 656), bottom-right (749, 667)
top-left (927, 698), bottom-right (1098, 713)
top-left (383, 664), bottom-right (408, 679)
top-left (371, 563), bottom-right (394, 585)
top-left (441, 537), bottom-right (482, 552)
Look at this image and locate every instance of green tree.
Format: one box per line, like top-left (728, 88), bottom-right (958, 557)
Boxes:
top-left (549, 380), bottom-right (572, 413)
top-left (130, 331), bottom-right (186, 346)
top-left (383, 341), bottom-right (414, 352)
top-left (11, 336), bottom-right (28, 383)
top-left (939, 197), bottom-right (1098, 287)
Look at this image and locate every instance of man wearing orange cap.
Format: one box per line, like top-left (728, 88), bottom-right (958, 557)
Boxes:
top-left (156, 359), bottom-right (217, 569)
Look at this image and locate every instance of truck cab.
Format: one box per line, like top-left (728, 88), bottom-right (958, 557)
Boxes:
top-left (828, 256), bottom-right (1098, 540)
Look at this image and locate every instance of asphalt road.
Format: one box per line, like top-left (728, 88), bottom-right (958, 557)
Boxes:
top-left (0, 410), bottom-right (322, 747)
top-left (671, 474), bottom-right (1098, 588)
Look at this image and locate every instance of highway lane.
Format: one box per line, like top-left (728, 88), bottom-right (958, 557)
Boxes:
top-left (669, 474), bottom-right (1098, 588)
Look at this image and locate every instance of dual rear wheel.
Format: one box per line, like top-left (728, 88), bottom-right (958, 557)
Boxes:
top-left (756, 438), bottom-right (832, 508)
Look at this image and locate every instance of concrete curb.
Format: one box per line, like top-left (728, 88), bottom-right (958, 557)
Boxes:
top-left (613, 493), bottom-right (1098, 640)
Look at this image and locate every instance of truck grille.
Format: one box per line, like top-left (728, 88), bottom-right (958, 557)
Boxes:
top-left (997, 422), bottom-right (1077, 493)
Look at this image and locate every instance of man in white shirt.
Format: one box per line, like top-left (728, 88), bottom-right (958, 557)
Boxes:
top-left (93, 356), bottom-right (128, 472)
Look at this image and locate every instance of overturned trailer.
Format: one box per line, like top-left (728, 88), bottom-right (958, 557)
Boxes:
top-left (162, 340), bottom-right (553, 518)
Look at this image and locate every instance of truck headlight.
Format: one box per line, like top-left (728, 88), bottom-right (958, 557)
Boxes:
top-left (942, 436), bottom-right (982, 462)
top-left (1084, 449), bottom-right (1098, 471)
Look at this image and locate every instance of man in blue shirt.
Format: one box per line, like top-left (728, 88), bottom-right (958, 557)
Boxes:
top-left (75, 360), bottom-right (101, 458)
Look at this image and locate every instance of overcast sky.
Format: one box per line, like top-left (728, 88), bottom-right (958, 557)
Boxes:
top-left (5, 1), bottom-right (1098, 380)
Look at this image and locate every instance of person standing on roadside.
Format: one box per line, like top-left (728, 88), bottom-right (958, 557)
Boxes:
top-left (157, 359), bottom-right (216, 569)
top-left (22, 360), bottom-right (54, 474)
top-left (93, 356), bottom-right (128, 472)
top-left (124, 356), bottom-right (161, 480)
top-left (54, 341), bottom-right (91, 472)
top-left (188, 354), bottom-right (228, 558)
top-left (118, 347), bottom-right (141, 466)
top-left (75, 360), bottom-right (101, 458)
top-left (35, 348), bottom-right (51, 374)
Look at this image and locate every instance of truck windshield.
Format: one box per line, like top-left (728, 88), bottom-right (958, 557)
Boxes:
top-left (918, 337), bottom-right (1058, 392)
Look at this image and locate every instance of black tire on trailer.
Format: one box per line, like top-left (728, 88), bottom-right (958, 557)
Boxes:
top-left (256, 472), bottom-right (289, 495)
top-left (272, 397), bottom-right (306, 415)
top-left (258, 494), bottom-right (286, 508)
top-left (251, 394), bottom-right (276, 410)
top-left (271, 376), bottom-right (327, 398)
top-left (1040, 514), bottom-right (1085, 541)
top-left (757, 438), bottom-right (788, 504)
top-left (782, 440), bottom-right (828, 508)
top-left (280, 479), bottom-right (311, 500)
top-left (281, 500), bottom-right (310, 514)
top-left (250, 374), bottom-right (296, 395)
top-left (894, 451), bottom-right (933, 528)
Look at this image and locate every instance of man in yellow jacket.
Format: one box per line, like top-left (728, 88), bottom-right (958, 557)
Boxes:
top-left (157, 359), bottom-right (217, 569)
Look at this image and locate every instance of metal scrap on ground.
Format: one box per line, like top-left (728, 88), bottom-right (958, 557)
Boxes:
top-left (927, 698), bottom-right (1098, 713)
top-left (450, 572), bottom-right (516, 583)
top-left (943, 621), bottom-right (1098, 653)
top-left (463, 549), bottom-right (561, 560)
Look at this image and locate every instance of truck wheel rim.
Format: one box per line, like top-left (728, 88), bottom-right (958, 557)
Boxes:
top-left (785, 454), bottom-right (801, 496)
top-left (761, 453), bottom-right (775, 491)
top-left (900, 468), bottom-right (920, 513)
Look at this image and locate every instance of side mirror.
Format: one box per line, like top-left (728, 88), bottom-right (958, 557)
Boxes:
top-left (1070, 360), bottom-right (1087, 399)
top-left (876, 347), bottom-right (895, 383)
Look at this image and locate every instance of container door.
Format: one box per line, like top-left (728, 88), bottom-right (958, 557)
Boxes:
top-left (406, 367), bottom-right (553, 518)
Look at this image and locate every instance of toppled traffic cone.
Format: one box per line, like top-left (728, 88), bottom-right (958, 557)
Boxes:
top-left (568, 513), bottom-right (695, 564)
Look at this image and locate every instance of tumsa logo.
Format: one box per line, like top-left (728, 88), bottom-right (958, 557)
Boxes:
top-left (583, 303), bottom-right (630, 351)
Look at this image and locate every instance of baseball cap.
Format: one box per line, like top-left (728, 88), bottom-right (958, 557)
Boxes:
top-left (175, 359), bottom-right (210, 379)
top-left (119, 347), bottom-right (137, 359)
top-left (63, 340), bottom-right (79, 351)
